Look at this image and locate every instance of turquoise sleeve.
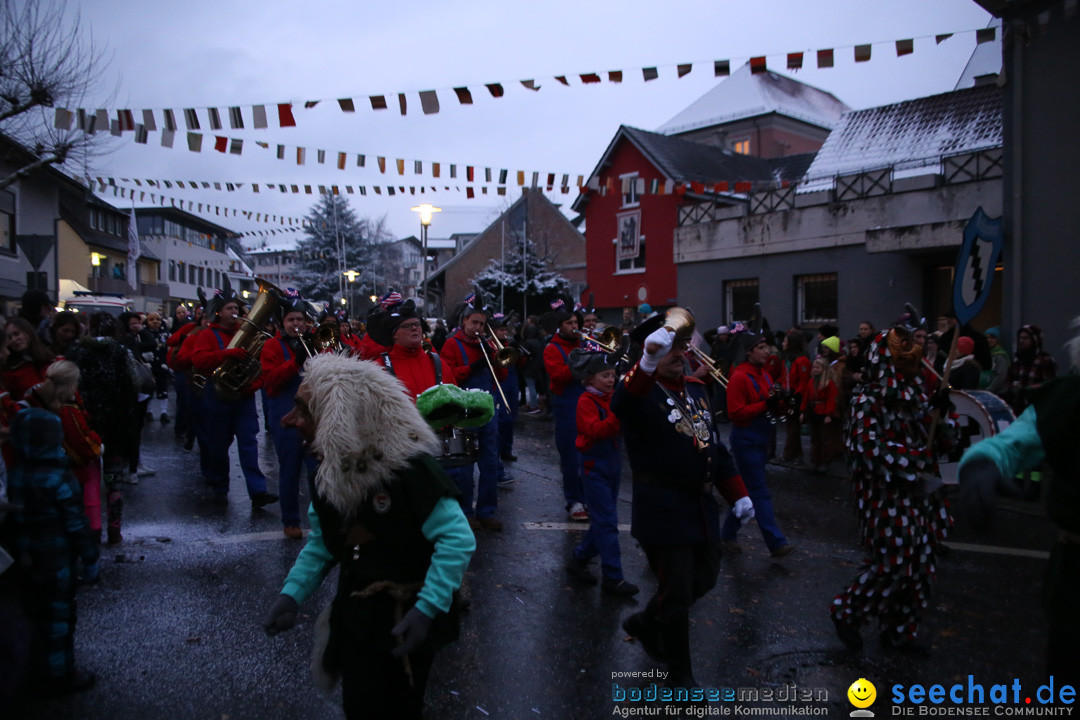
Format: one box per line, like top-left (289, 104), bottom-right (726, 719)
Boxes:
top-left (414, 496), bottom-right (476, 619)
top-left (280, 503), bottom-right (336, 605)
top-left (959, 405), bottom-right (1045, 477)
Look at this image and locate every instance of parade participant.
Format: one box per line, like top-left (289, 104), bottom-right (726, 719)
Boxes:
top-left (49, 312), bottom-right (82, 357)
top-left (174, 306), bottom-right (209, 455)
top-left (167, 301), bottom-right (201, 443)
top-left (800, 356), bottom-right (841, 474)
top-left (439, 294), bottom-right (505, 531)
top-left (491, 314), bottom-right (522, 467)
top-left (259, 290), bottom-right (316, 539)
top-left (958, 315), bottom-right (1080, 687)
top-left (336, 311), bottom-right (363, 355)
top-left (188, 282), bottom-right (276, 508)
top-left (65, 313), bottom-right (140, 546)
top-left (564, 349), bottom-right (638, 597)
top-left (2, 318), bottom-right (54, 399)
top-left (947, 335), bottom-right (981, 390)
top-left (261, 354), bottom-right (474, 720)
top-left (7, 404), bottom-right (100, 693)
top-left (720, 329), bottom-right (796, 558)
top-left (983, 326), bottom-right (1010, 396)
top-left (613, 313), bottom-right (753, 689)
top-left (831, 317), bottom-right (956, 651)
top-left (542, 298), bottom-right (588, 521)
top-left (370, 296), bottom-right (456, 403)
top-left (779, 330), bottom-right (810, 465)
top-left (145, 312), bottom-right (171, 423)
top-left (359, 292), bottom-right (401, 361)
top-left (118, 312), bottom-right (155, 477)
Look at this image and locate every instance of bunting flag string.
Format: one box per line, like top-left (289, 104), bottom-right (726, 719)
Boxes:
top-left (56, 25), bottom-right (993, 132)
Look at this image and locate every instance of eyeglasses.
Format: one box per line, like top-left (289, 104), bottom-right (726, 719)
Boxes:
top-left (398, 321), bottom-right (422, 330)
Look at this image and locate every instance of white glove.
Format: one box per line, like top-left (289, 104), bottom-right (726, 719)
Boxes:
top-left (733, 496), bottom-right (755, 520)
top-left (638, 327), bottom-right (674, 374)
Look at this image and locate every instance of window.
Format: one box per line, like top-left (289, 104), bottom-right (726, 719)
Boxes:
top-left (731, 138), bottom-right (751, 155)
top-left (614, 210), bottom-right (645, 272)
top-left (725, 279), bottom-right (759, 323)
top-left (197, 267), bottom-right (205, 286)
top-left (797, 273), bottom-right (838, 325)
top-left (169, 260), bottom-right (177, 281)
top-left (0, 189), bottom-right (14, 254)
top-left (188, 265), bottom-right (196, 284)
top-left (620, 173), bottom-right (640, 208)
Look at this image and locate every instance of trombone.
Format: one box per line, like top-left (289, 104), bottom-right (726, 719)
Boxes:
top-left (687, 345), bottom-right (728, 388)
top-left (484, 324), bottom-right (520, 368)
top-left (476, 331), bottom-right (512, 411)
top-left (577, 326), bottom-right (623, 355)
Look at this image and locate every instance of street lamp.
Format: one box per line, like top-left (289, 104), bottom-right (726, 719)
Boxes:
top-left (90, 252), bottom-right (106, 293)
top-left (411, 204), bottom-right (441, 315)
top-left (343, 269), bottom-right (360, 312)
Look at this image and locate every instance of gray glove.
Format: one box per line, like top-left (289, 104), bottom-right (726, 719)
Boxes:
top-left (390, 606), bottom-right (433, 658)
top-left (263, 594), bottom-right (299, 635)
top-left (958, 458), bottom-right (1006, 531)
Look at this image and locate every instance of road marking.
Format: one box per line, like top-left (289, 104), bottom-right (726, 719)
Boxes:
top-left (523, 522), bottom-right (630, 531)
top-left (206, 530), bottom-right (301, 545)
top-left (943, 541), bottom-right (1049, 560)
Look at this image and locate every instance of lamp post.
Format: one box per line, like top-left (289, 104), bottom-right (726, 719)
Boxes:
top-left (90, 252), bottom-right (104, 293)
top-left (411, 204), bottom-right (441, 316)
top-left (343, 269), bottom-right (360, 313)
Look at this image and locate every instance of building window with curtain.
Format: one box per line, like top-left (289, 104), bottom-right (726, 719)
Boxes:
top-left (724, 278), bottom-right (760, 324)
top-left (796, 273), bottom-right (838, 325)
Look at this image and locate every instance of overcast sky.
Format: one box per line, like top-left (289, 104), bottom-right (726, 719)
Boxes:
top-left (69, 0), bottom-right (993, 245)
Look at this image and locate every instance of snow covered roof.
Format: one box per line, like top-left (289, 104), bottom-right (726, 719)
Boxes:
top-left (801, 84), bottom-right (1002, 190)
top-left (242, 236), bottom-right (302, 254)
top-left (656, 63), bottom-right (851, 136)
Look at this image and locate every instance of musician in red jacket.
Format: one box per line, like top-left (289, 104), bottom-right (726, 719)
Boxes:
top-left (541, 299), bottom-right (587, 521)
top-left (260, 290), bottom-right (316, 538)
top-left (189, 282), bottom-right (276, 508)
top-left (439, 294), bottom-right (505, 531)
top-left (371, 297), bottom-right (456, 402)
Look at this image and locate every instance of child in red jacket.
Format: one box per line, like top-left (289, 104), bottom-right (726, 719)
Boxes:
top-left (800, 357), bottom-right (842, 474)
top-left (564, 351), bottom-right (638, 597)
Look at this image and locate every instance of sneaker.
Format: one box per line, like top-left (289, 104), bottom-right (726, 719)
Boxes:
top-left (136, 465), bottom-right (156, 477)
top-left (498, 476), bottom-right (516, 487)
top-left (622, 612), bottom-right (668, 663)
top-left (568, 502), bottom-right (589, 522)
top-left (720, 539), bottom-right (742, 554)
top-left (601, 578), bottom-right (640, 597)
top-left (566, 555), bottom-right (598, 585)
top-left (251, 491), bottom-right (279, 509)
top-left (160, 413), bottom-right (170, 425)
top-left (283, 526), bottom-right (303, 540)
top-left (770, 544), bottom-right (797, 558)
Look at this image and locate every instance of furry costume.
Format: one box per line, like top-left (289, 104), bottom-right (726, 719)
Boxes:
top-left (831, 329), bottom-right (956, 646)
top-left (271, 354), bottom-right (474, 720)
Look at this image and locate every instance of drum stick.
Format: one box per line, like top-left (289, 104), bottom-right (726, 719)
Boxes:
top-left (927, 329), bottom-right (961, 455)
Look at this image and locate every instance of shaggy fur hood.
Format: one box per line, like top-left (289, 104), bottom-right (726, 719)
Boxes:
top-left (303, 353), bottom-right (440, 517)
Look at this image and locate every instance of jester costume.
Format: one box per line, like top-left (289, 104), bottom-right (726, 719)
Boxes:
top-left (830, 328), bottom-right (956, 648)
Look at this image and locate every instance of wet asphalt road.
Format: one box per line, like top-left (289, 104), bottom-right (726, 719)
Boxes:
top-left (14, 398), bottom-right (1057, 720)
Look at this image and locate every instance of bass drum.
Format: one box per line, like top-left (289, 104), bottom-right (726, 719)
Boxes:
top-left (939, 390), bottom-right (1015, 485)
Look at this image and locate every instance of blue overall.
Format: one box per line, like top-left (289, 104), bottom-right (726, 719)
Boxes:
top-left (552, 344), bottom-right (585, 508)
top-left (445, 338), bottom-right (500, 520)
top-left (202, 329), bottom-right (269, 499)
top-left (572, 396), bottom-right (625, 580)
top-left (721, 373), bottom-right (787, 551)
top-left (497, 364), bottom-right (519, 461)
top-left (172, 370), bottom-right (190, 438)
top-left (264, 339), bottom-right (314, 527)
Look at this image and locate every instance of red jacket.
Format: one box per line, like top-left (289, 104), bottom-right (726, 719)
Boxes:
top-left (189, 323), bottom-right (238, 375)
top-left (167, 322), bottom-right (198, 371)
top-left (800, 377), bottom-right (839, 419)
top-left (259, 333), bottom-right (302, 398)
top-left (374, 345), bottom-right (457, 402)
top-left (783, 356), bottom-right (811, 392)
top-left (575, 389), bottom-right (620, 453)
top-left (440, 331), bottom-right (507, 386)
top-left (2, 359), bottom-right (51, 399)
top-left (543, 333), bottom-right (582, 396)
top-left (727, 361), bottom-right (775, 426)
top-left (358, 332), bottom-right (390, 361)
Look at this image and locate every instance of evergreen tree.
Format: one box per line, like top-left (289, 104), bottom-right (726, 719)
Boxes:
top-left (294, 194), bottom-right (391, 303)
top-left (471, 239), bottom-right (570, 316)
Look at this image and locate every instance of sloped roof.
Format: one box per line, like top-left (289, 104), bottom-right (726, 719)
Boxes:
top-left (802, 84), bottom-right (1002, 188)
top-left (58, 202), bottom-right (160, 261)
top-left (656, 64), bottom-right (851, 136)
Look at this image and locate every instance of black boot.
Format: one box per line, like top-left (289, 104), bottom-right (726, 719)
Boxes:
top-left (623, 610), bottom-right (667, 663)
top-left (660, 613), bottom-right (700, 694)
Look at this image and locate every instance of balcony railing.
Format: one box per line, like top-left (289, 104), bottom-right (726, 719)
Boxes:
top-left (86, 276), bottom-right (170, 300)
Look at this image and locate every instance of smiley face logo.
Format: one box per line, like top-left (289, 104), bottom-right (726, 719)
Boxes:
top-left (847, 678), bottom-right (877, 709)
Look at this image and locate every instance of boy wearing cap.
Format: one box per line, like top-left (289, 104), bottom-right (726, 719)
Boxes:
top-left (564, 350), bottom-right (638, 597)
top-left (983, 327), bottom-right (1010, 396)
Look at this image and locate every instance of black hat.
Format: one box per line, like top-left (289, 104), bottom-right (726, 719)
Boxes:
top-left (628, 311), bottom-right (665, 347)
top-left (281, 288), bottom-right (310, 318)
top-left (540, 297), bottom-right (580, 334)
top-left (207, 277), bottom-right (241, 320)
top-left (368, 297), bottom-right (423, 346)
top-left (568, 348), bottom-right (616, 381)
top-left (450, 289), bottom-right (491, 328)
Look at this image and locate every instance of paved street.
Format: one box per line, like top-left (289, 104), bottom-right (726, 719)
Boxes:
top-left (14, 400), bottom-right (1057, 720)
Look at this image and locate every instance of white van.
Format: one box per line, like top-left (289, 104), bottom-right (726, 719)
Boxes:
top-left (60, 291), bottom-right (133, 317)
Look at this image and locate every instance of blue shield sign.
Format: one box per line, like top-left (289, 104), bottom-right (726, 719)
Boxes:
top-left (952, 207), bottom-right (1004, 327)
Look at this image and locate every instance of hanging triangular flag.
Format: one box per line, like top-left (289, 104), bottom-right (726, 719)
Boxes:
top-left (54, 107), bottom-right (73, 129)
top-left (208, 107), bottom-right (222, 130)
top-left (486, 83), bottom-right (504, 98)
top-left (467, 166), bottom-right (475, 182)
top-left (677, 63), bottom-right (692, 77)
top-left (338, 152), bottom-right (347, 170)
top-left (416, 160), bottom-right (423, 175)
top-left (338, 98), bottom-right (355, 112)
top-left (817, 49), bottom-right (834, 68)
top-left (187, 133), bottom-right (203, 152)
top-left (398, 94), bottom-right (407, 115)
top-left (161, 130), bottom-right (175, 148)
top-left (229, 107), bottom-right (244, 129)
top-left (607, 70), bottom-right (622, 83)
top-left (466, 187), bottom-right (475, 199)
top-left (450, 164), bottom-right (457, 178)
top-left (976, 28), bottom-right (996, 44)
top-left (454, 87), bottom-right (473, 104)
top-left (787, 53), bottom-right (803, 70)
top-left (184, 108), bottom-right (200, 130)
top-left (134, 125), bottom-right (148, 144)
top-left (935, 33), bottom-right (953, 44)
top-left (896, 38), bottom-right (914, 56)
top-left (304, 100), bottom-right (319, 109)
top-left (142, 109), bottom-right (156, 131)
top-left (252, 105), bottom-right (268, 128)
top-left (378, 157), bottom-right (386, 173)
top-left (118, 109), bottom-right (135, 131)
top-left (499, 169), bottom-right (508, 185)
top-left (297, 147), bottom-right (306, 165)
top-left (642, 67), bottom-right (658, 81)
top-left (370, 95), bottom-right (388, 110)
top-left (433, 163), bottom-right (441, 178)
top-left (317, 149), bottom-right (326, 164)
top-left (278, 103), bottom-right (296, 127)
top-left (750, 56), bottom-right (767, 74)
top-left (517, 171), bottom-right (525, 186)
top-left (214, 136), bottom-right (228, 153)
top-left (714, 60), bottom-right (730, 77)
top-left (854, 44), bottom-right (872, 62)
top-left (229, 139), bottom-right (242, 155)
top-left (580, 73), bottom-right (601, 84)
top-left (420, 90), bottom-right (440, 114)
top-left (521, 79), bottom-right (540, 91)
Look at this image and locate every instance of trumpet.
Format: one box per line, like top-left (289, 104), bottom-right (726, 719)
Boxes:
top-left (484, 325), bottom-right (519, 368)
top-left (687, 345), bottom-right (728, 388)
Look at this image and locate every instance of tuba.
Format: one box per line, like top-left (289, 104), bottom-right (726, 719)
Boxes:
top-left (211, 278), bottom-right (284, 401)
